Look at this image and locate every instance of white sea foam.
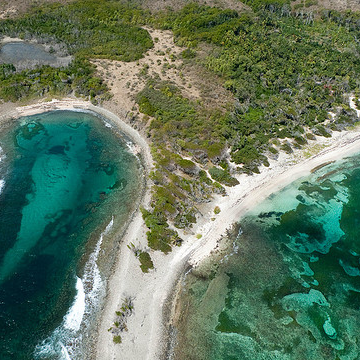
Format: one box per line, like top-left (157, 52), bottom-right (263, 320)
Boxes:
top-left (0, 146), bottom-right (5, 196)
top-left (0, 179), bottom-right (4, 194)
top-left (60, 343), bottom-right (71, 360)
top-left (34, 217), bottom-right (114, 359)
top-left (82, 216), bottom-right (113, 312)
top-left (64, 277), bottom-right (86, 331)
top-left (125, 140), bottom-right (140, 156)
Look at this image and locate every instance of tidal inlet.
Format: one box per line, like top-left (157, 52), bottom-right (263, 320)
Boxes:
top-left (0, 110), bottom-right (142, 359)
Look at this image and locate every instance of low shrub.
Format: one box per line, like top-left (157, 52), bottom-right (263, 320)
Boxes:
top-left (209, 167), bottom-right (239, 187)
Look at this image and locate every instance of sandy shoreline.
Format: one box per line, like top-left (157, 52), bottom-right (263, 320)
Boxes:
top-left (2, 98), bottom-right (360, 359)
top-left (93, 103), bottom-right (360, 359)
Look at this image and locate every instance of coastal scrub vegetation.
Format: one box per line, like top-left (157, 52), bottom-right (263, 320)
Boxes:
top-left (128, 243), bottom-right (155, 272)
top-left (152, 3), bottom-right (360, 172)
top-left (209, 166), bottom-right (239, 186)
top-left (136, 79), bottom-right (228, 160)
top-left (138, 251), bottom-right (154, 273)
top-left (0, 0), bottom-right (153, 102)
top-left (0, 57), bottom-right (109, 102)
top-left (136, 2), bottom-right (360, 250)
top-left (214, 206), bottom-right (221, 215)
top-left (2, 0), bottom-right (360, 255)
top-left (136, 79), bottom-right (232, 251)
top-left (108, 296), bottom-right (134, 344)
top-left (0, 0), bottom-right (152, 61)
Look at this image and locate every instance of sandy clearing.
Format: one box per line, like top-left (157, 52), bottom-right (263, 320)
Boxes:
top-left (92, 27), bottom-right (203, 118)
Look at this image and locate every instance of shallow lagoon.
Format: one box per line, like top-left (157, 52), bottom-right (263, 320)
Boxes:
top-left (0, 110), bottom-right (142, 359)
top-left (0, 42), bottom-right (71, 70)
top-left (174, 154), bottom-right (360, 360)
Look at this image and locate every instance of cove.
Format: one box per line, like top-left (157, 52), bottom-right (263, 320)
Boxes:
top-left (0, 110), bottom-right (142, 359)
top-left (173, 153), bottom-right (360, 360)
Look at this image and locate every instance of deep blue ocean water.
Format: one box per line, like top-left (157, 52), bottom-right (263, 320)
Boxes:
top-left (0, 110), bottom-right (142, 359)
top-left (174, 153), bottom-right (360, 360)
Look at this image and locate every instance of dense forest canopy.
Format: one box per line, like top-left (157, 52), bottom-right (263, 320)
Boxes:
top-left (0, 0), bottom-right (153, 60)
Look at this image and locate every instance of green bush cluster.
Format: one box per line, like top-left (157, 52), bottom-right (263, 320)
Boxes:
top-left (113, 335), bottom-right (122, 344)
top-left (0, 57), bottom-right (109, 102)
top-left (181, 48), bottom-right (197, 59)
top-left (155, 5), bottom-right (240, 46)
top-left (136, 80), bottom-right (226, 160)
top-left (209, 167), bottom-right (239, 187)
top-left (140, 143), bottom-right (224, 250)
top-left (138, 251), bottom-right (154, 273)
top-left (241, 0), bottom-right (291, 11)
top-left (109, 297), bottom-right (134, 343)
top-left (214, 206), bottom-right (221, 214)
top-left (0, 0), bottom-right (153, 61)
top-left (136, 76), bottom-right (232, 236)
top-left (141, 207), bottom-right (181, 253)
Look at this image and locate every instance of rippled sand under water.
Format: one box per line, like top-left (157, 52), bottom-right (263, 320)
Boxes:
top-left (174, 154), bottom-right (360, 360)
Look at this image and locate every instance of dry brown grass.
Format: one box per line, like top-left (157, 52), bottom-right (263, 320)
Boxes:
top-left (123, 0), bottom-right (249, 12)
top-left (3, 0), bottom-right (359, 21)
top-left (293, 0), bottom-right (360, 12)
top-left (0, 0), bottom-right (74, 18)
top-left (293, 0), bottom-right (360, 11)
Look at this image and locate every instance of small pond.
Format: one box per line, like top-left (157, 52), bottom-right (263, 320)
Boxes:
top-left (0, 41), bottom-right (72, 70)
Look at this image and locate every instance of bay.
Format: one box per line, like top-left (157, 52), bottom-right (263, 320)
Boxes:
top-left (0, 110), bottom-right (142, 359)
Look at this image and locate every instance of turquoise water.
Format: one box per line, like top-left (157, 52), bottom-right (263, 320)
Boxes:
top-left (174, 154), bottom-right (360, 360)
top-left (0, 110), bottom-right (142, 359)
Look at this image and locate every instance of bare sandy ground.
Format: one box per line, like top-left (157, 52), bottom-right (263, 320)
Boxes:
top-left (93, 26), bottom-right (231, 124)
top-left (0, 7), bottom-right (16, 20)
top-left (93, 27), bottom-right (201, 115)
